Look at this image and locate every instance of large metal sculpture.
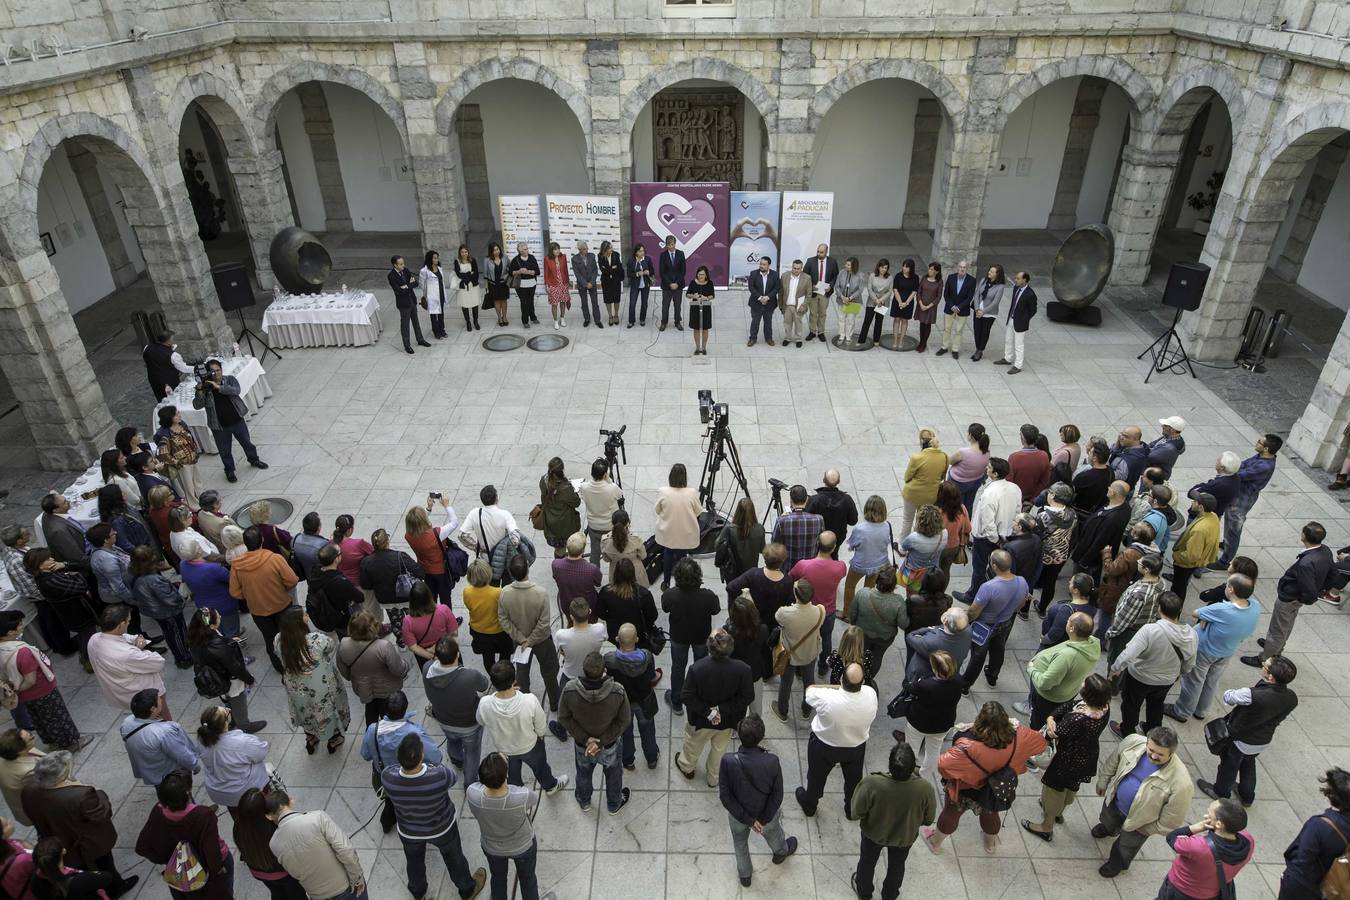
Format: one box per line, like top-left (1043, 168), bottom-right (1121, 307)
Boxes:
top-left (268, 226), bottom-right (332, 295)
top-left (1046, 223), bottom-right (1113, 325)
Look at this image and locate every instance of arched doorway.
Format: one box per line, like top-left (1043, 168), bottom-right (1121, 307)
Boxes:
top-left (178, 101), bottom-right (247, 256)
top-left (629, 79), bottom-right (768, 190)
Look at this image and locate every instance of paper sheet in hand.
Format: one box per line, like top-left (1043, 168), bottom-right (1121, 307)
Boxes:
top-left (511, 644), bottom-right (534, 665)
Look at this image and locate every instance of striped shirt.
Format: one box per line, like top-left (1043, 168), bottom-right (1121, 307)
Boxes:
top-left (380, 763), bottom-right (457, 840)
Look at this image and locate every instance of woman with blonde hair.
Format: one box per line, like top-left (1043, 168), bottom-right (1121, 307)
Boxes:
top-left (825, 623), bottom-right (874, 684)
top-left (902, 429), bottom-right (948, 535)
top-left (844, 495), bottom-right (892, 619)
top-left (463, 559), bottom-right (512, 669)
top-left (898, 504), bottom-right (946, 591)
top-left (600, 509), bottom-right (649, 588)
top-left (898, 649), bottom-right (963, 780)
top-left (404, 494), bottom-right (458, 605)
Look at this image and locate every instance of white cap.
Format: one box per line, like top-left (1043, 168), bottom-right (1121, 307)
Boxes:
top-left (1158, 416), bottom-right (1186, 432)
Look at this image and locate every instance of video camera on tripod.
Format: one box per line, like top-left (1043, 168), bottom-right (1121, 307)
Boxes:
top-left (599, 425), bottom-right (627, 489)
top-left (698, 389), bottom-right (728, 427)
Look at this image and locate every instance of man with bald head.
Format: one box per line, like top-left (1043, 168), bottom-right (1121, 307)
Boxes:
top-left (796, 662), bottom-right (877, 819)
top-left (805, 470), bottom-right (858, 560)
top-left (1109, 426), bottom-right (1149, 489)
top-left (959, 549), bottom-right (1029, 691)
top-left (1071, 480), bottom-right (1132, 583)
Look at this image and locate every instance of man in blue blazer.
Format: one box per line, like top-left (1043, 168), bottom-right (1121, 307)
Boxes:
top-left (938, 259), bottom-right (975, 359)
top-left (658, 235), bottom-right (686, 332)
top-left (997, 270), bottom-right (1038, 375)
top-left (747, 256), bottom-right (780, 347)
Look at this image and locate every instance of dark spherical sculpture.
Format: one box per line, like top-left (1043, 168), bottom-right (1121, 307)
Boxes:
top-left (1051, 224), bottom-right (1115, 309)
top-left (269, 227), bottom-right (332, 295)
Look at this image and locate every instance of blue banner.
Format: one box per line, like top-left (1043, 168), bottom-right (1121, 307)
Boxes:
top-left (727, 191), bottom-right (781, 287)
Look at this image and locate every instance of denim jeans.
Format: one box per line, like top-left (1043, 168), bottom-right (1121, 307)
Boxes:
top-left (574, 740), bottom-right (625, 811)
top-left (965, 537), bottom-right (997, 599)
top-left (217, 611), bottom-right (241, 640)
top-left (1171, 650), bottom-right (1230, 719)
top-left (953, 477), bottom-right (984, 517)
top-left (622, 705), bottom-right (659, 767)
top-left (817, 614), bottom-right (837, 672)
top-left (727, 811), bottom-right (789, 879)
top-left (1218, 498), bottom-right (1254, 567)
top-left (661, 546), bottom-right (691, 589)
top-left (400, 822), bottom-right (478, 899)
top-left (487, 839), bottom-right (538, 900)
top-left (668, 640), bottom-right (708, 711)
top-left (11, 701), bottom-right (33, 731)
top-left (507, 738), bottom-right (559, 790)
top-left (210, 418), bottom-right (261, 475)
top-left (438, 722), bottom-right (483, 787)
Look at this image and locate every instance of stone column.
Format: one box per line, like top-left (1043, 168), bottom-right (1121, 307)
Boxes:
top-left (296, 83), bottom-right (354, 233)
top-left (395, 42), bottom-right (458, 254)
top-left (224, 148), bottom-right (292, 290)
top-left (587, 40), bottom-right (626, 243)
top-left (1046, 77), bottom-right (1108, 230)
top-left (932, 37), bottom-right (1012, 266)
top-left (64, 144), bottom-right (139, 289)
top-left (455, 106), bottom-right (493, 242)
top-left (1290, 314), bottom-right (1350, 468)
top-left (1185, 55), bottom-right (1293, 360)
top-left (1273, 135), bottom-right (1350, 282)
top-left (770, 39), bottom-right (813, 190)
top-left (120, 66), bottom-right (233, 356)
top-left (901, 99), bottom-right (942, 231)
top-left (1105, 136), bottom-right (1185, 285)
top-left (0, 206), bottom-right (115, 469)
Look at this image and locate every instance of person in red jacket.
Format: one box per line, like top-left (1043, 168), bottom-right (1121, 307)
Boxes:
top-left (1007, 424), bottom-right (1052, 502)
top-left (921, 700), bottom-right (1047, 854)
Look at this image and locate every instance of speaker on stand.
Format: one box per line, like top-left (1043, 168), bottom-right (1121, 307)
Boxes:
top-left (210, 261), bottom-right (281, 362)
top-left (1138, 261), bottom-right (1209, 383)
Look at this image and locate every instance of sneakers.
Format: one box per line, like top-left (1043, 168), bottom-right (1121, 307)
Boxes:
top-left (771, 835), bottom-right (798, 864)
top-left (560, 318), bottom-right (567, 328)
top-left (554, 320), bottom-right (561, 330)
top-left (545, 775), bottom-right (569, 796)
top-left (1321, 591), bottom-right (1343, 606)
top-left (608, 787), bottom-right (631, 815)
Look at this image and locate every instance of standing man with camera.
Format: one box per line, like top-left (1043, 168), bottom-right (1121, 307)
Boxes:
top-left (192, 359), bottom-right (268, 484)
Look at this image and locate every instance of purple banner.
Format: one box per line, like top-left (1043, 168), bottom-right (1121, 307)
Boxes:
top-left (629, 182), bottom-right (731, 287)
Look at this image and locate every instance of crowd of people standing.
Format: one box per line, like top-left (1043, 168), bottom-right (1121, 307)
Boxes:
top-left (0, 405), bottom-right (1347, 900)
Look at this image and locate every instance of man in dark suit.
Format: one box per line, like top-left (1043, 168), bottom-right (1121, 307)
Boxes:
top-left (802, 244), bottom-right (838, 343)
top-left (389, 254), bottom-right (429, 354)
top-left (39, 492), bottom-right (90, 571)
top-left (938, 259), bottom-right (975, 359)
top-left (746, 256), bottom-right (780, 347)
top-left (658, 235), bottom-right (686, 332)
top-left (996, 270), bottom-right (1038, 374)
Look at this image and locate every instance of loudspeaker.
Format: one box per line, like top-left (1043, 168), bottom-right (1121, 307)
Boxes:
top-left (1161, 261), bottom-right (1210, 312)
top-left (210, 262), bottom-right (255, 312)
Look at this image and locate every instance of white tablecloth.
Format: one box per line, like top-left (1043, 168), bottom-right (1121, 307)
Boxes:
top-left (30, 461), bottom-right (105, 545)
top-left (151, 356), bottom-right (272, 454)
top-left (260, 289), bottom-right (382, 348)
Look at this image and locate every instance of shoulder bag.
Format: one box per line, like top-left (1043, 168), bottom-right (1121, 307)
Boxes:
top-left (1319, 816), bottom-right (1350, 899)
top-left (395, 555), bottom-right (418, 602)
top-left (1204, 715), bottom-right (1231, 756)
top-left (1205, 832), bottom-right (1238, 900)
top-left (773, 606), bottom-right (824, 676)
top-left (957, 732), bottom-right (1019, 812)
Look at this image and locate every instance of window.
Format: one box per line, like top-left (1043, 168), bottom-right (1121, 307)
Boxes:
top-left (664, 0), bottom-right (735, 19)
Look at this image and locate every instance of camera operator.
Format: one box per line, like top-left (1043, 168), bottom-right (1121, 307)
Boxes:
top-left (192, 359), bottom-right (269, 483)
top-left (805, 470), bottom-right (858, 561)
top-left (580, 458), bottom-right (623, 567)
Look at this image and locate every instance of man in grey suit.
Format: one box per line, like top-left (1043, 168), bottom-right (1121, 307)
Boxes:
top-left (571, 242), bottom-right (602, 329)
top-left (39, 492), bottom-right (90, 572)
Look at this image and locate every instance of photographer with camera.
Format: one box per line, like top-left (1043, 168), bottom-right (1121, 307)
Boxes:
top-left (192, 359), bottom-right (268, 484)
top-left (580, 456), bottom-right (623, 567)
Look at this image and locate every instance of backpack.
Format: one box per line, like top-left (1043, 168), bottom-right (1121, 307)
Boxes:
top-left (162, 839), bottom-right (209, 891)
top-left (957, 732), bottom-right (1019, 813)
top-left (0, 645), bottom-right (21, 710)
top-left (306, 583), bottom-right (341, 633)
top-left (192, 662), bottom-right (230, 698)
top-left (1320, 816), bottom-right (1350, 899)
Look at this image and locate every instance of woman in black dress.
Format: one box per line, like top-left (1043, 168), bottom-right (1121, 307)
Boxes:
top-left (687, 265), bottom-right (714, 356)
top-left (482, 241), bottom-right (511, 326)
top-left (598, 240), bottom-right (625, 326)
top-left (891, 258), bottom-right (920, 347)
top-left (1020, 672), bottom-right (1112, 841)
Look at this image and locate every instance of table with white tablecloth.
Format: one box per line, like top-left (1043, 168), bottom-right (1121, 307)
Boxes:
top-left (151, 355), bottom-right (272, 454)
top-left (260, 289), bottom-right (382, 349)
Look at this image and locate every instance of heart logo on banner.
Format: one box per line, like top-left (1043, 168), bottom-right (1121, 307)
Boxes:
top-left (646, 192), bottom-right (717, 255)
top-left (734, 218), bottom-right (772, 240)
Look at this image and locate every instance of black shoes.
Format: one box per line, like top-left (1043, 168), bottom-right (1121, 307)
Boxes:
top-left (772, 835), bottom-right (798, 864)
top-left (249, 459), bottom-right (269, 469)
top-left (225, 472), bottom-right (238, 483)
top-left (417, 340), bottom-right (431, 347)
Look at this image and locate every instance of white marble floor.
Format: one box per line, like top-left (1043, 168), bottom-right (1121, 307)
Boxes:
top-left (7, 273), bottom-right (1349, 899)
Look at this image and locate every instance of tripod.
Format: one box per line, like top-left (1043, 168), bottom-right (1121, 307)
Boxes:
top-left (697, 414), bottom-right (750, 519)
top-left (234, 308), bottom-right (281, 363)
top-left (601, 428), bottom-right (627, 490)
top-left (761, 483), bottom-right (786, 528)
top-left (1138, 307), bottom-right (1195, 383)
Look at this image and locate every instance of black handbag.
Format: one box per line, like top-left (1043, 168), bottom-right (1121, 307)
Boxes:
top-left (887, 688), bottom-right (913, 720)
top-left (1204, 716), bottom-right (1231, 756)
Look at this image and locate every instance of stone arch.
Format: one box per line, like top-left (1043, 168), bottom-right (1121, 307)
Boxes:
top-left (1256, 101), bottom-right (1350, 176)
top-left (1147, 63), bottom-right (1248, 136)
top-left (251, 61), bottom-right (411, 151)
top-left (166, 71), bottom-right (261, 159)
top-left (996, 55), bottom-right (1155, 131)
top-left (434, 57), bottom-right (592, 155)
top-left (620, 58), bottom-right (779, 157)
top-left (808, 58), bottom-right (963, 131)
top-left (17, 112), bottom-right (160, 216)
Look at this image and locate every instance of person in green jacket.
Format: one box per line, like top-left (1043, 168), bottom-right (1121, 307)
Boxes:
top-left (846, 566), bottom-right (908, 677)
top-left (1014, 611), bottom-right (1100, 729)
top-left (539, 456), bottom-right (582, 559)
top-left (849, 739), bottom-right (935, 900)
